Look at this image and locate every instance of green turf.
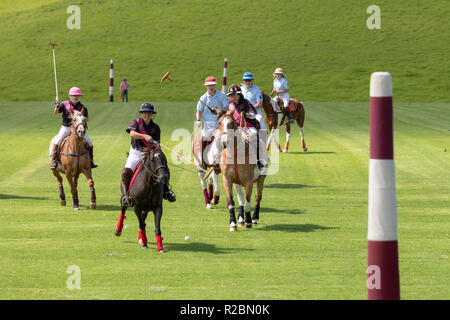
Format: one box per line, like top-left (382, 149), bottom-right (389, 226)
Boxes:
top-left (0, 101), bottom-right (448, 299)
top-left (0, 0), bottom-right (449, 102)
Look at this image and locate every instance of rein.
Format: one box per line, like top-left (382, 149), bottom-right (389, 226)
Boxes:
top-left (140, 148), bottom-right (168, 186)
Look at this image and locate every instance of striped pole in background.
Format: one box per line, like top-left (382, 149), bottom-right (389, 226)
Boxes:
top-left (367, 72), bottom-right (400, 300)
top-left (109, 59), bottom-right (114, 102)
top-left (222, 58), bottom-right (228, 93)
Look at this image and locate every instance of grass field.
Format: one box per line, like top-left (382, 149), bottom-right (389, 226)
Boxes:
top-left (0, 101), bottom-right (448, 300)
top-left (0, 0), bottom-right (449, 102)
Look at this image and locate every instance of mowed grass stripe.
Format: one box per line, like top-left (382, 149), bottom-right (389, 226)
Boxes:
top-left (0, 101), bottom-right (448, 299)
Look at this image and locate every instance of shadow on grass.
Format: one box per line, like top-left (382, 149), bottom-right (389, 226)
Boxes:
top-left (0, 194), bottom-right (48, 200)
top-left (264, 183), bottom-right (322, 189)
top-left (284, 151), bottom-right (336, 155)
top-left (165, 242), bottom-right (254, 255)
top-left (256, 223), bottom-right (337, 233)
top-left (260, 207), bottom-right (305, 215)
top-left (95, 204), bottom-right (122, 211)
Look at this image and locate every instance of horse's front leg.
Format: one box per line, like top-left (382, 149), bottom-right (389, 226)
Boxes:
top-left (82, 168), bottom-right (96, 210)
top-left (134, 206), bottom-right (148, 248)
top-left (197, 168), bottom-right (211, 209)
top-left (223, 176), bottom-right (236, 232)
top-left (115, 205), bottom-right (127, 236)
top-left (234, 184), bottom-right (245, 227)
top-left (52, 169), bottom-right (66, 206)
top-left (153, 206), bottom-right (165, 252)
top-left (211, 171), bottom-right (220, 205)
top-left (66, 172), bottom-right (79, 210)
top-left (253, 176), bottom-right (266, 225)
top-left (244, 182), bottom-right (253, 228)
top-left (284, 123), bottom-right (291, 153)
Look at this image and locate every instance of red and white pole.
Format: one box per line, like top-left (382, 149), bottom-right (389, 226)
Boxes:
top-left (367, 72), bottom-right (400, 300)
top-left (109, 59), bottom-right (114, 102)
top-left (222, 58), bottom-right (228, 93)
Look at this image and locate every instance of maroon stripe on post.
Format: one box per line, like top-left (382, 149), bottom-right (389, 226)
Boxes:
top-left (370, 96), bottom-right (393, 159)
top-left (367, 240), bottom-right (400, 300)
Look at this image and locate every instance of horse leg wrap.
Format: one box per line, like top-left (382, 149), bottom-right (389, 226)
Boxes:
top-left (203, 188), bottom-right (210, 204)
top-left (116, 213), bottom-right (126, 233)
top-left (90, 187), bottom-right (96, 203)
top-left (208, 184), bottom-right (213, 202)
top-left (213, 194), bottom-right (220, 205)
top-left (155, 235), bottom-right (164, 251)
top-left (139, 229), bottom-right (148, 246)
top-left (253, 204), bottom-right (260, 221)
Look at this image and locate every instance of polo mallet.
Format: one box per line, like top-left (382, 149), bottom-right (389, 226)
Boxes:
top-left (159, 143), bottom-right (207, 173)
top-left (49, 42), bottom-right (59, 101)
top-left (161, 72), bottom-right (217, 114)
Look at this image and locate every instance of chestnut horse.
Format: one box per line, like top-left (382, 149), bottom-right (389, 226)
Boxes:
top-left (217, 112), bottom-right (267, 231)
top-left (51, 110), bottom-right (96, 210)
top-left (261, 91), bottom-right (307, 153)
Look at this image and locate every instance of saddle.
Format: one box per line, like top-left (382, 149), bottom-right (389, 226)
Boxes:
top-left (287, 100), bottom-right (297, 112)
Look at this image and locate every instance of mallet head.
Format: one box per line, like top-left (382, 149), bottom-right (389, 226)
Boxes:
top-left (161, 71), bottom-right (171, 83)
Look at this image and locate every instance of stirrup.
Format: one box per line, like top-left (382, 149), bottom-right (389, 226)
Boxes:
top-left (121, 195), bottom-right (133, 207)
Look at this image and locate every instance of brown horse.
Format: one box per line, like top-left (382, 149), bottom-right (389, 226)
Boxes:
top-left (217, 112), bottom-right (267, 231)
top-left (51, 111), bottom-right (96, 210)
top-left (261, 91), bottom-right (307, 153)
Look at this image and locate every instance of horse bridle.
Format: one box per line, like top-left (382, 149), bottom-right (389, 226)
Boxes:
top-left (141, 148), bottom-right (168, 185)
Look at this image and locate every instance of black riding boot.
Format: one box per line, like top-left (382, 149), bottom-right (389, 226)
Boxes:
top-left (88, 146), bottom-right (98, 168)
top-left (121, 168), bottom-right (133, 206)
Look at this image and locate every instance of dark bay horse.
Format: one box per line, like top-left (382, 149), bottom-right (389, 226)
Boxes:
top-left (261, 91), bottom-right (307, 153)
top-left (217, 113), bottom-right (267, 231)
top-left (51, 110), bottom-right (96, 210)
top-left (114, 146), bottom-right (170, 252)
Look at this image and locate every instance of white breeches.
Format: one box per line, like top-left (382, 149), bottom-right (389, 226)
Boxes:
top-left (255, 114), bottom-right (266, 130)
top-left (124, 146), bottom-right (143, 171)
top-left (202, 126), bottom-right (217, 141)
top-left (49, 126), bottom-right (93, 157)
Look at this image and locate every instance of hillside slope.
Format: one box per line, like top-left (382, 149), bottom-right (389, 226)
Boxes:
top-left (0, 0), bottom-right (449, 102)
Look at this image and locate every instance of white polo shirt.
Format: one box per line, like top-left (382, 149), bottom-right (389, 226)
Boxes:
top-left (241, 84), bottom-right (263, 115)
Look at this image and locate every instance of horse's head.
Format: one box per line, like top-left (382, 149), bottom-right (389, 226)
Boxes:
top-left (217, 112), bottom-right (237, 148)
top-left (143, 147), bottom-right (170, 185)
top-left (71, 111), bottom-right (87, 140)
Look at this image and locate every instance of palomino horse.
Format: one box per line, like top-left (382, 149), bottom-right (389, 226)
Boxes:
top-left (192, 131), bottom-right (221, 209)
top-left (261, 91), bottom-right (307, 153)
top-left (114, 146), bottom-right (170, 252)
top-left (217, 112), bottom-right (267, 231)
top-left (51, 110), bottom-right (96, 210)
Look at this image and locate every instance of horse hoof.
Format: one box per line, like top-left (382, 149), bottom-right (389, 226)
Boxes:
top-left (206, 204), bottom-right (212, 210)
top-left (142, 244), bottom-right (148, 249)
top-left (283, 149), bottom-right (288, 153)
top-left (245, 223), bottom-right (252, 228)
top-left (158, 249), bottom-right (166, 253)
top-left (252, 219), bottom-right (258, 225)
top-left (61, 200), bottom-right (66, 206)
top-left (303, 147), bottom-right (308, 152)
top-left (114, 229), bottom-right (122, 236)
top-left (73, 207), bottom-right (79, 211)
top-left (90, 203), bottom-right (96, 210)
top-left (229, 227), bottom-right (237, 232)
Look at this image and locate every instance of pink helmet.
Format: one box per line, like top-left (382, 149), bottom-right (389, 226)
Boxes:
top-left (68, 87), bottom-right (83, 96)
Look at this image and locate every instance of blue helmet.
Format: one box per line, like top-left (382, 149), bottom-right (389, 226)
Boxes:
top-left (242, 72), bottom-right (254, 80)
